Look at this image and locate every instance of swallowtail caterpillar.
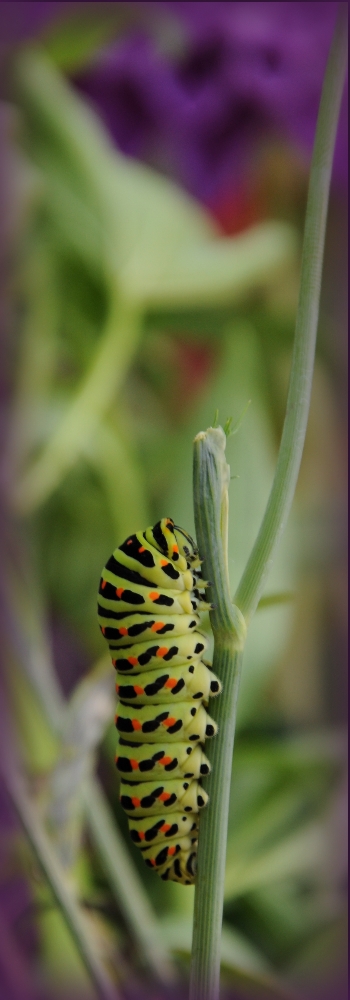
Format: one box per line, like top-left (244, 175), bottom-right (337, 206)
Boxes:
top-left (98, 517), bottom-right (221, 884)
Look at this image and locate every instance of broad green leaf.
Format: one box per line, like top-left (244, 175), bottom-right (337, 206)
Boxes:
top-left (15, 50), bottom-right (297, 306)
top-left (12, 51), bottom-right (297, 516)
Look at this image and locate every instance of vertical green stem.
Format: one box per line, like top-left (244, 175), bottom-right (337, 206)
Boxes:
top-left (12, 295), bottom-right (141, 515)
top-left (189, 7), bottom-right (347, 999)
top-left (234, 2), bottom-right (348, 623)
top-left (190, 429), bottom-right (246, 1000)
top-left (4, 766), bottom-right (119, 1000)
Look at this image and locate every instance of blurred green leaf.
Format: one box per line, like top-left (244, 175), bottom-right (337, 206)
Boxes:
top-left (3, 763), bottom-right (119, 1000)
top-left (160, 917), bottom-right (301, 1000)
top-left (81, 418), bottom-right (150, 544)
top-left (40, 4), bottom-right (127, 73)
top-left (159, 326), bottom-right (297, 726)
top-left (16, 48), bottom-right (296, 299)
top-left (257, 592), bottom-right (295, 609)
top-left (2, 548), bottom-right (177, 985)
top-left (225, 820), bottom-right (330, 901)
top-left (47, 656), bottom-right (113, 868)
top-left (7, 658), bottom-right (59, 772)
top-left (286, 915), bottom-right (348, 999)
top-left (34, 461), bottom-right (115, 649)
top-left (11, 50), bottom-right (297, 521)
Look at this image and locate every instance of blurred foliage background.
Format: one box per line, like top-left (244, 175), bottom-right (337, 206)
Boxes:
top-left (0, 4), bottom-right (347, 1000)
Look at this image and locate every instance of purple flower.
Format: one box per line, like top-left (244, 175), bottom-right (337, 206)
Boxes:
top-left (74, 1), bottom-right (347, 202)
top-left (0, 1), bottom-right (68, 46)
top-left (74, 32), bottom-right (187, 175)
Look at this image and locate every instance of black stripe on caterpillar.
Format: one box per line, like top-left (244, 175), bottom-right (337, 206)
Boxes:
top-left (98, 517), bottom-right (221, 884)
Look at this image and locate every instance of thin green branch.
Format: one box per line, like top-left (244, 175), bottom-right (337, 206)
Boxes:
top-left (84, 780), bottom-right (176, 985)
top-left (4, 765), bottom-right (119, 1000)
top-left (1, 566), bottom-right (176, 986)
top-left (189, 8), bottom-right (347, 1000)
top-left (190, 429), bottom-right (245, 1000)
top-left (234, 3), bottom-right (348, 623)
top-left (256, 591), bottom-right (295, 610)
top-left (12, 296), bottom-right (141, 515)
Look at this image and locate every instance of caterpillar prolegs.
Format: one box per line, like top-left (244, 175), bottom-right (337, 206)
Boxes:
top-left (98, 517), bottom-right (221, 884)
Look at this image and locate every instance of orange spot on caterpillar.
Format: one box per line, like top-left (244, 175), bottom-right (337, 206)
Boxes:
top-left (151, 622), bottom-right (165, 632)
top-left (160, 823), bottom-right (171, 834)
top-left (162, 717), bottom-right (177, 728)
top-left (127, 539), bottom-right (133, 545)
top-left (101, 627), bottom-right (106, 635)
top-left (101, 579), bottom-right (107, 589)
top-left (134, 685), bottom-right (144, 695)
top-left (159, 791), bottom-right (171, 801)
top-left (115, 684), bottom-right (120, 693)
top-left (165, 678), bottom-right (177, 689)
top-left (160, 559), bottom-right (169, 567)
top-left (130, 760), bottom-right (139, 770)
top-left (116, 587), bottom-right (124, 598)
top-left (168, 845), bottom-right (176, 856)
top-left (165, 519), bottom-right (172, 526)
top-left (119, 627), bottom-right (128, 636)
top-left (160, 756), bottom-right (172, 767)
top-left (156, 647), bottom-right (168, 658)
top-left (172, 545), bottom-right (179, 553)
top-left (132, 719), bottom-right (142, 731)
top-left (112, 659), bottom-right (117, 667)
top-left (138, 546), bottom-right (146, 552)
top-left (138, 831), bottom-right (145, 840)
top-left (131, 797), bottom-right (141, 808)
top-left (150, 859), bottom-right (156, 866)
top-left (149, 591), bottom-right (160, 601)
top-left (128, 657), bottom-right (138, 666)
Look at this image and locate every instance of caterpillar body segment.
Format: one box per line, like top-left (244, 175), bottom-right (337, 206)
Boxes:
top-left (99, 576), bottom-right (195, 616)
top-left (110, 632), bottom-right (208, 674)
top-left (116, 660), bottom-right (221, 705)
top-left (119, 777), bottom-right (209, 816)
top-left (97, 611), bottom-right (201, 647)
top-left (115, 700), bottom-right (217, 742)
top-left (157, 850), bottom-right (197, 884)
top-left (129, 810), bottom-right (198, 846)
top-left (140, 834), bottom-right (197, 872)
top-left (115, 739), bottom-right (211, 781)
top-left (98, 517), bottom-right (221, 884)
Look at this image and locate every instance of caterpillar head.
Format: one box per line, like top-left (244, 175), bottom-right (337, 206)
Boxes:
top-left (173, 524), bottom-right (201, 570)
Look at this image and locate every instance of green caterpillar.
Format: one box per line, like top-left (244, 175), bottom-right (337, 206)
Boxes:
top-left (98, 517), bottom-right (221, 884)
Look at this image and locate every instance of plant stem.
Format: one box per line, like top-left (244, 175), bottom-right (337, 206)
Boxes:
top-left (4, 765), bottom-right (119, 1000)
top-left (234, 2), bottom-right (348, 623)
top-left (12, 296), bottom-right (141, 515)
top-left (1, 565), bottom-right (176, 986)
top-left (189, 7), bottom-right (347, 999)
top-left (190, 429), bottom-right (246, 1000)
top-left (84, 779), bottom-right (177, 985)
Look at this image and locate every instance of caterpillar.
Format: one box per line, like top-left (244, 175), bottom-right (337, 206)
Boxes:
top-left (97, 517), bottom-right (221, 885)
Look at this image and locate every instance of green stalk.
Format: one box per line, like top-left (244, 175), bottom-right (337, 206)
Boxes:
top-left (84, 780), bottom-right (176, 985)
top-left (191, 429), bottom-right (246, 1000)
top-left (189, 8), bottom-right (347, 1000)
top-left (12, 295), bottom-right (141, 515)
top-left (4, 765), bottom-right (119, 1000)
top-left (2, 568), bottom-right (176, 986)
top-left (234, 3), bottom-right (348, 624)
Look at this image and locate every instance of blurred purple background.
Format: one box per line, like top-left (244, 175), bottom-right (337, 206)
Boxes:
top-left (0, 5), bottom-right (347, 1000)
